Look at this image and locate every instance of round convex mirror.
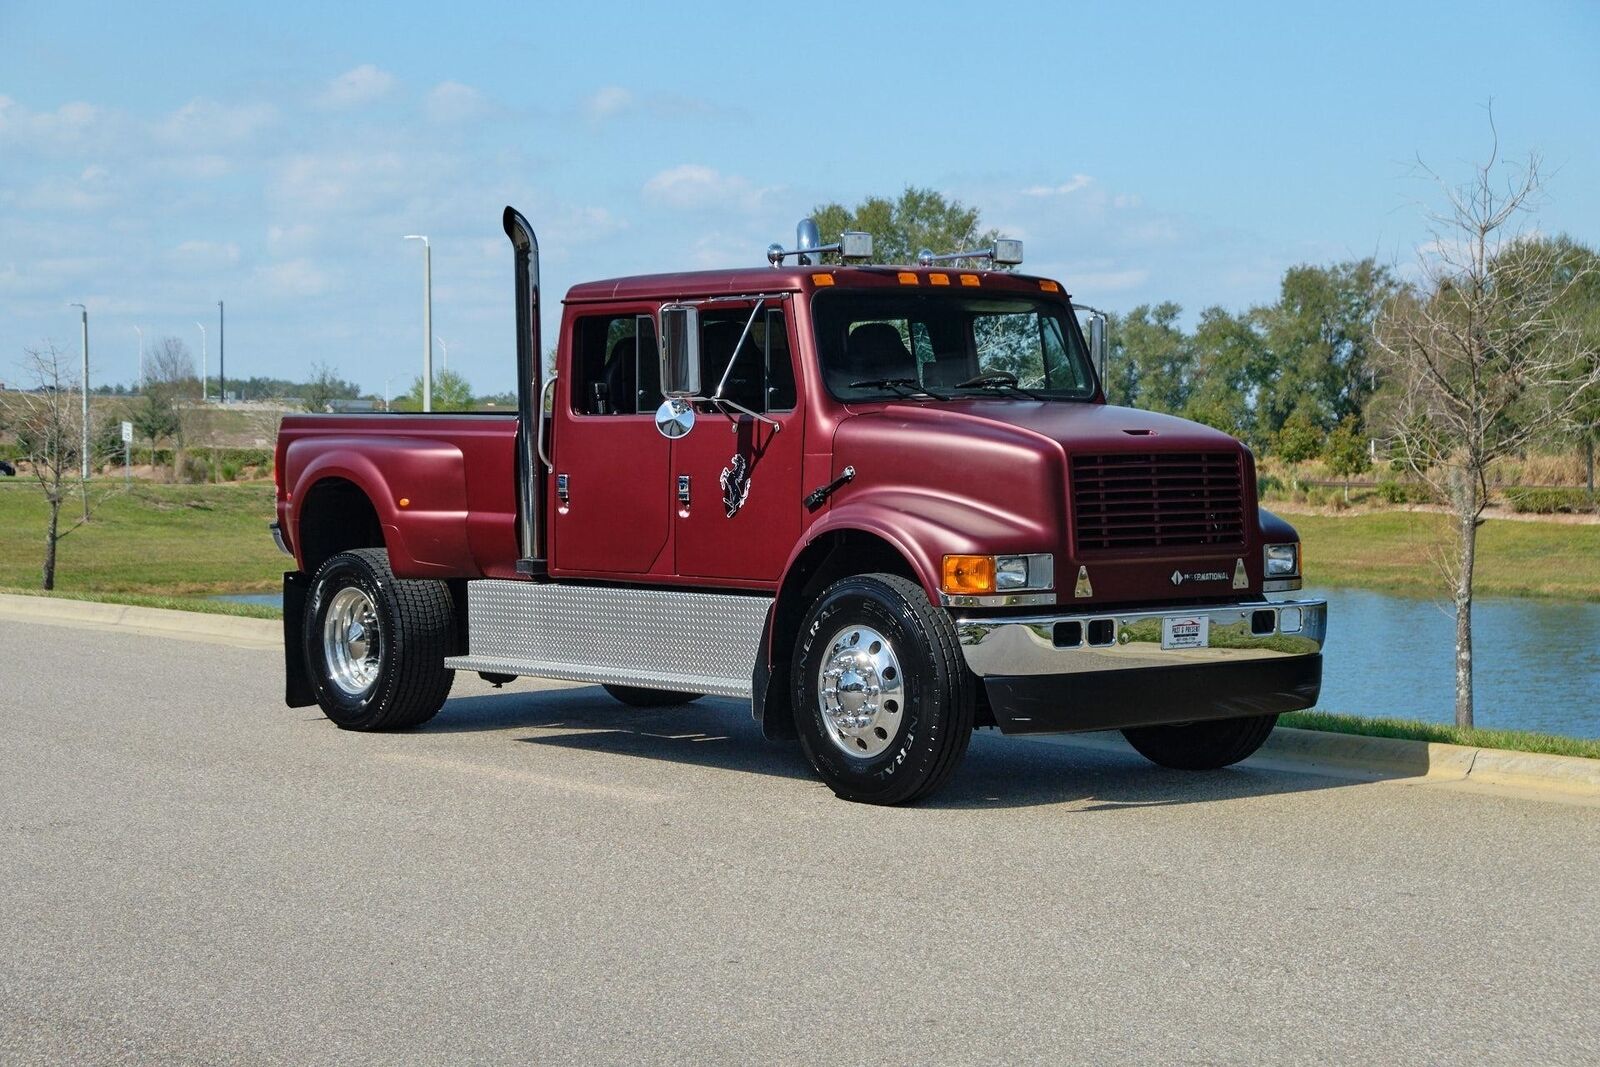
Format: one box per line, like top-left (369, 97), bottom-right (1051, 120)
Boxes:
top-left (654, 397), bottom-right (696, 439)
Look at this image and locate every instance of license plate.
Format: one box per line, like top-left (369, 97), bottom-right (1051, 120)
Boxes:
top-left (1161, 615), bottom-right (1210, 650)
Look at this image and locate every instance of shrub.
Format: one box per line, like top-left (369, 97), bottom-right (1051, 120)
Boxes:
top-left (1256, 472), bottom-right (1286, 499)
top-left (1377, 480), bottom-right (1410, 505)
top-left (1503, 487), bottom-right (1598, 514)
top-left (180, 455), bottom-right (211, 484)
top-left (220, 461), bottom-right (241, 482)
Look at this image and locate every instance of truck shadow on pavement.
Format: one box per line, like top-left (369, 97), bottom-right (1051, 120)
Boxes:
top-left (422, 685), bottom-right (1355, 811)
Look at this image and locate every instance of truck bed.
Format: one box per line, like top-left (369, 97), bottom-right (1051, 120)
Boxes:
top-left (275, 412), bottom-right (522, 580)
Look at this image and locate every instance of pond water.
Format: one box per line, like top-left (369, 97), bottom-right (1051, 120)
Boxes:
top-left (214, 583), bottom-right (1600, 738)
top-left (1306, 585), bottom-right (1600, 737)
top-left (213, 593), bottom-right (281, 608)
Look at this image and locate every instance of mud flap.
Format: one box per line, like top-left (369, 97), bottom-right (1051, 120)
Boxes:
top-left (283, 571), bottom-right (315, 708)
top-left (751, 607), bottom-right (796, 741)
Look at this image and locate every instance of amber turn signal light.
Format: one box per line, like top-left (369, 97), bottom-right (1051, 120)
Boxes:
top-left (942, 555), bottom-right (995, 595)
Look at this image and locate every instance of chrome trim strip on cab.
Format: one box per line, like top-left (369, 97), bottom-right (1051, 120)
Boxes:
top-left (955, 598), bottom-right (1326, 677)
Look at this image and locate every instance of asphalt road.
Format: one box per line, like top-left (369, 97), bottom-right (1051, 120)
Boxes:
top-left (3, 615), bottom-right (1598, 1065)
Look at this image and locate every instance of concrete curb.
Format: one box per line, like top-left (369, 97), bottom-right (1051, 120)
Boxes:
top-left (0, 593), bottom-right (279, 649)
top-left (4, 592), bottom-right (1597, 801)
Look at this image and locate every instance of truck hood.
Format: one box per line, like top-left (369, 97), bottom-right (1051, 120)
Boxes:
top-left (827, 399), bottom-right (1264, 605)
top-left (841, 399), bottom-right (1244, 456)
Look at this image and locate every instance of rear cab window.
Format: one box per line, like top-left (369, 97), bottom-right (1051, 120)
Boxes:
top-left (570, 313), bottom-right (662, 415)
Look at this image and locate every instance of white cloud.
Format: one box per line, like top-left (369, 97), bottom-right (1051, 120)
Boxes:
top-left (1067, 268), bottom-right (1149, 291)
top-left (424, 81), bottom-right (485, 123)
top-left (271, 151), bottom-right (409, 213)
top-left (583, 86), bottom-right (633, 120)
top-left (320, 65), bottom-right (397, 109)
top-left (1023, 175), bottom-right (1093, 197)
top-left (256, 258), bottom-right (333, 298)
top-left (0, 95), bottom-right (110, 150)
top-left (267, 222), bottom-right (317, 251)
top-left (642, 164), bottom-right (773, 213)
top-left (580, 86), bottom-right (725, 121)
top-left (156, 98), bottom-right (277, 143)
top-left (171, 240), bottom-right (241, 268)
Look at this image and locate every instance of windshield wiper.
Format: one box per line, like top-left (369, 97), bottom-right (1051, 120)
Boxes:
top-left (848, 377), bottom-right (950, 400)
top-left (952, 372), bottom-right (1045, 400)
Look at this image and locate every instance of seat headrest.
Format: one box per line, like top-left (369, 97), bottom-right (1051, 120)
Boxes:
top-left (845, 322), bottom-right (917, 381)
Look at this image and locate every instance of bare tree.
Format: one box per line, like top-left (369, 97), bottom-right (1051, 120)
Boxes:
top-left (2, 345), bottom-right (92, 589)
top-left (145, 336), bottom-right (202, 480)
top-left (1374, 130), bottom-right (1600, 727)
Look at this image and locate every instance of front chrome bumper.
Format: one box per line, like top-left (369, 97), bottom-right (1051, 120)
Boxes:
top-left (956, 598), bottom-right (1327, 678)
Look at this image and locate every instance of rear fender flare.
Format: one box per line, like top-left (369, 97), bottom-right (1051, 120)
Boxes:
top-left (285, 436), bottom-right (475, 576)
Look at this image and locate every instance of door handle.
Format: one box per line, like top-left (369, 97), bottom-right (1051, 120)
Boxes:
top-left (557, 473), bottom-right (570, 504)
top-left (677, 475), bottom-right (691, 506)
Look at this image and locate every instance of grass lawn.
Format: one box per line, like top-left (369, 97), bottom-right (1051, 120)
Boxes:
top-left (1281, 710), bottom-right (1600, 760)
top-left (1293, 510), bottom-right (1600, 601)
top-left (0, 480), bottom-right (284, 616)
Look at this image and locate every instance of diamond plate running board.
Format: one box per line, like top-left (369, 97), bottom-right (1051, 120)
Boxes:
top-left (444, 579), bottom-right (772, 698)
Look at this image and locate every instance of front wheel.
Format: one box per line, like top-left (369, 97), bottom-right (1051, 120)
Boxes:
top-left (1121, 714), bottom-right (1278, 770)
top-left (792, 573), bottom-right (974, 805)
top-left (303, 548), bottom-right (455, 731)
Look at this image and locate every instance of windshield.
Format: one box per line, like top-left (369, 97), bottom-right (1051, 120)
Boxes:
top-left (813, 290), bottom-right (1097, 402)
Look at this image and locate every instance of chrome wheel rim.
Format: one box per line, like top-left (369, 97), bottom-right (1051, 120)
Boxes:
top-left (322, 586), bottom-right (381, 697)
top-left (816, 623), bottom-right (905, 759)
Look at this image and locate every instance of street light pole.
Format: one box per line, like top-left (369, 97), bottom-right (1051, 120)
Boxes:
top-left (70, 303), bottom-right (89, 521)
top-left (404, 235), bottom-right (432, 412)
top-left (217, 300), bottom-right (225, 405)
top-left (134, 325), bottom-right (143, 391)
top-left (196, 321), bottom-right (207, 402)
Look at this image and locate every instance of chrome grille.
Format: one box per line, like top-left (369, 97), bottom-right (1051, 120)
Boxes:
top-left (1071, 451), bottom-right (1246, 552)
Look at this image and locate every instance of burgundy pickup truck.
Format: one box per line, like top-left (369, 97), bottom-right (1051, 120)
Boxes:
top-left (272, 209), bottom-right (1326, 804)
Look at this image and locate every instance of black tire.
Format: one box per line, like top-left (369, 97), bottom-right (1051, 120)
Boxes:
top-left (1121, 714), bottom-right (1279, 770)
top-left (303, 548), bottom-right (455, 731)
top-left (602, 684), bottom-right (703, 708)
top-left (791, 573), bottom-right (974, 805)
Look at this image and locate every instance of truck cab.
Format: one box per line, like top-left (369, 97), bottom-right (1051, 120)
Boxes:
top-left (274, 209), bottom-right (1326, 805)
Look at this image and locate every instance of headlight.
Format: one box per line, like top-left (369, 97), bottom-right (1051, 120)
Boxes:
top-left (1263, 543), bottom-right (1300, 578)
top-left (942, 554), bottom-right (1054, 595)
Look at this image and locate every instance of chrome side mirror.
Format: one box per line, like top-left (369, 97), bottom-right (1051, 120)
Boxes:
top-left (654, 397), bottom-right (696, 439)
top-left (658, 304), bottom-right (702, 397)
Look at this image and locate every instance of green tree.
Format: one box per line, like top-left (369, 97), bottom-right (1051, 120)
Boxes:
top-left (1272, 407), bottom-right (1324, 467)
top-left (1498, 235), bottom-right (1600, 491)
top-left (811, 187), bottom-right (993, 265)
top-left (394, 368), bottom-right (475, 412)
top-left (1322, 416), bottom-right (1371, 500)
top-left (1113, 302), bottom-right (1192, 414)
top-left (1253, 259), bottom-right (1395, 440)
top-left (1184, 306), bottom-right (1268, 445)
top-left (132, 391), bottom-right (180, 465)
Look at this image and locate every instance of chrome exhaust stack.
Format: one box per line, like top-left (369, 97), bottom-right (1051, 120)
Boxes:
top-left (503, 206), bottom-right (546, 574)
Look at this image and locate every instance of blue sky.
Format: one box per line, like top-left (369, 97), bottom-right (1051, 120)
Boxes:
top-left (2, 0), bottom-right (1597, 396)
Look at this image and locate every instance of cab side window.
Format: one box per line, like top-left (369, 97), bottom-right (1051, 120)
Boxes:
top-left (572, 314), bottom-right (661, 415)
top-left (699, 307), bottom-right (796, 414)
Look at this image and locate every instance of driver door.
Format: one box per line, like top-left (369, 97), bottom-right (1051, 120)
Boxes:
top-left (671, 304), bottom-right (804, 584)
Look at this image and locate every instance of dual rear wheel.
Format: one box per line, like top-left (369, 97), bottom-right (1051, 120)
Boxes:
top-left (303, 549), bottom-right (454, 730)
